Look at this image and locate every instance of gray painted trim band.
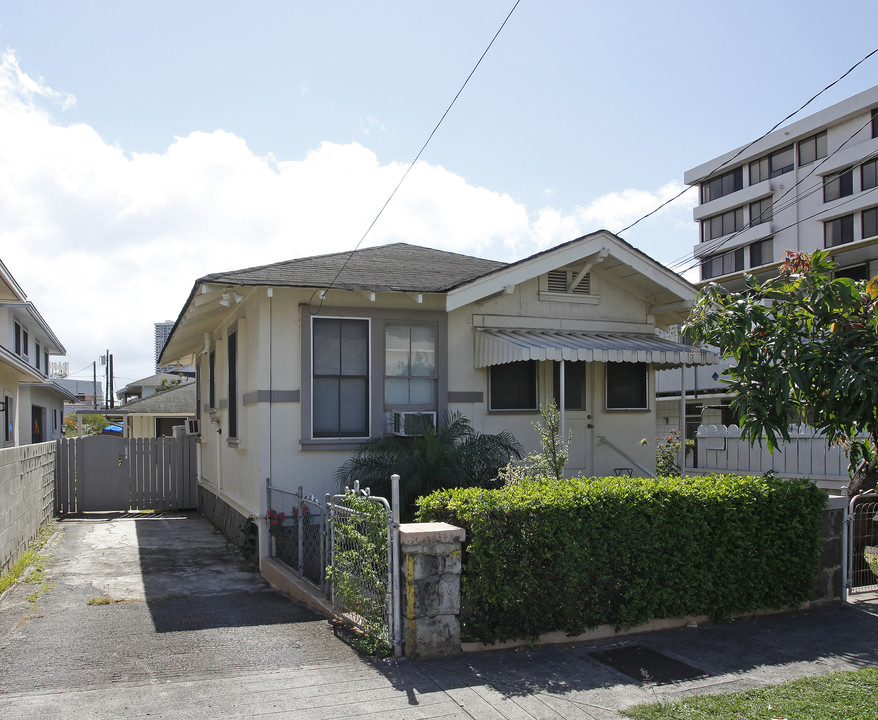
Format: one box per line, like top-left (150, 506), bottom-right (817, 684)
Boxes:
top-left (448, 391), bottom-right (484, 403)
top-left (242, 390), bottom-right (300, 406)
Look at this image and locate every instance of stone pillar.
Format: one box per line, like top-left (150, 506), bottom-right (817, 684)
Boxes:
top-left (399, 522), bottom-right (465, 659)
top-left (817, 496), bottom-right (846, 602)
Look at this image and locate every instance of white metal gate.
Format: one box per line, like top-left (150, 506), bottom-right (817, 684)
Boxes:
top-left (845, 491), bottom-right (878, 596)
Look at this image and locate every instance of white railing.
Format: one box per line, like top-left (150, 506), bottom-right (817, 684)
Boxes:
top-left (694, 424), bottom-right (852, 495)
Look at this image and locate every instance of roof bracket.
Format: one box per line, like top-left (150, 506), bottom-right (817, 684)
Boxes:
top-left (570, 248), bottom-right (609, 292)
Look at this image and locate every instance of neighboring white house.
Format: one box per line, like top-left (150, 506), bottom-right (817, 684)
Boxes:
top-left (657, 83), bottom-right (878, 440)
top-left (160, 232), bottom-right (716, 555)
top-left (116, 380), bottom-right (196, 438)
top-left (116, 371), bottom-right (193, 404)
top-left (0, 258), bottom-right (75, 447)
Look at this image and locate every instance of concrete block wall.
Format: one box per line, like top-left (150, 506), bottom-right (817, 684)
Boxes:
top-left (0, 442), bottom-right (56, 574)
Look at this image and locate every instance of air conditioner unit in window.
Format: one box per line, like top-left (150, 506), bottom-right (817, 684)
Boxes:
top-left (185, 418), bottom-right (201, 436)
top-left (388, 410), bottom-right (436, 437)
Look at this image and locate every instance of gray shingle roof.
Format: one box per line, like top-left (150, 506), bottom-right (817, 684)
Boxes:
top-left (200, 243), bottom-right (507, 293)
top-left (117, 382), bottom-right (196, 415)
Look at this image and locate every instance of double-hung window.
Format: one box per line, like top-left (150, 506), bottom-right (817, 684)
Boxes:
top-left (312, 318), bottom-right (369, 438)
top-left (863, 207), bottom-right (878, 240)
top-left (862, 159), bottom-right (878, 191)
top-left (750, 198), bottom-right (772, 226)
top-left (384, 324), bottom-right (436, 408)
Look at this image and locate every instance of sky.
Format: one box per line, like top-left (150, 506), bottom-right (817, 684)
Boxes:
top-left (2, 1), bottom-right (878, 388)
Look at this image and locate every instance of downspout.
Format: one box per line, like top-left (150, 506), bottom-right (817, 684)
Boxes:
top-left (559, 359), bottom-right (566, 441)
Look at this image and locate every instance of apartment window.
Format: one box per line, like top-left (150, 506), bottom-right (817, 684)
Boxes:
top-left (824, 168), bottom-right (853, 202)
top-left (863, 207), bottom-right (878, 240)
top-left (769, 145), bottom-right (794, 177)
top-left (384, 323), bottom-right (437, 408)
top-left (489, 361), bottom-right (537, 411)
top-left (606, 362), bottom-right (647, 411)
top-left (872, 108), bottom-right (878, 139)
top-left (227, 331), bottom-right (237, 439)
top-left (14, 323), bottom-right (21, 355)
top-left (836, 263), bottom-right (867, 281)
top-left (312, 318), bottom-right (369, 438)
top-left (750, 238), bottom-right (773, 269)
top-left (701, 167), bottom-right (743, 204)
top-left (701, 206), bottom-right (744, 242)
top-left (862, 159), bottom-right (878, 191)
top-left (53, 409), bottom-right (58, 431)
top-left (749, 156), bottom-right (769, 185)
top-left (22, 329), bottom-right (28, 357)
top-left (208, 350), bottom-right (216, 409)
top-left (44, 351), bottom-right (49, 374)
top-left (750, 198), bottom-right (773, 226)
top-left (798, 131), bottom-right (827, 166)
top-left (35, 343), bottom-right (41, 371)
top-left (701, 247), bottom-right (745, 280)
top-left (552, 361), bottom-right (586, 411)
top-left (824, 214), bottom-right (854, 248)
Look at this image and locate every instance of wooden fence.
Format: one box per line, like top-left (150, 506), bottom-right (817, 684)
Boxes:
top-left (694, 424), bottom-right (851, 494)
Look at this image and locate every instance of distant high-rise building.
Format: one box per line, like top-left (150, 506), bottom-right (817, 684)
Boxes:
top-left (154, 321), bottom-right (175, 372)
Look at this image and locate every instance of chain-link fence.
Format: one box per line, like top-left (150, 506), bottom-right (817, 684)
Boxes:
top-left (266, 483), bottom-right (327, 592)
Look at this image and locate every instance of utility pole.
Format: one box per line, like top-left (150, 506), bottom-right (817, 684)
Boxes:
top-left (109, 354), bottom-right (114, 409)
top-left (93, 361), bottom-right (97, 410)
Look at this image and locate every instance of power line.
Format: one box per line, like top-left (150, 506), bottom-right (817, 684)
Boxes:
top-left (308, 0), bottom-right (522, 314)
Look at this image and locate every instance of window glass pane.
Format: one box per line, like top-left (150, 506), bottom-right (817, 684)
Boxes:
top-left (384, 378), bottom-right (409, 405)
top-left (863, 208), bottom-right (878, 240)
top-left (409, 378), bottom-right (436, 404)
top-left (606, 362), bottom-right (647, 410)
top-left (385, 325), bottom-right (410, 377)
top-left (770, 145), bottom-right (794, 176)
top-left (490, 361), bottom-right (537, 410)
top-left (816, 132), bottom-right (827, 159)
top-left (339, 378), bottom-right (368, 434)
top-left (313, 378), bottom-right (340, 434)
top-left (313, 320), bottom-right (340, 376)
top-left (410, 325), bottom-right (436, 376)
top-left (552, 362), bottom-right (586, 410)
top-left (862, 160), bottom-right (878, 191)
top-left (799, 137), bottom-right (816, 166)
top-left (340, 321), bottom-right (368, 375)
top-left (749, 157), bottom-right (768, 185)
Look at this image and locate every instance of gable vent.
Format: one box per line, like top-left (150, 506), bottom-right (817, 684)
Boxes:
top-left (547, 269), bottom-right (591, 295)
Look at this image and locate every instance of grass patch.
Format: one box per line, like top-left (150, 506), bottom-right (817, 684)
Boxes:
top-left (87, 595), bottom-right (115, 606)
top-left (623, 666), bottom-right (878, 719)
top-left (0, 524), bottom-right (55, 597)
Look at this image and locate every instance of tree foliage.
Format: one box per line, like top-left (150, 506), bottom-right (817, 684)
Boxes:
top-left (334, 411), bottom-right (523, 521)
top-left (685, 250), bottom-right (878, 485)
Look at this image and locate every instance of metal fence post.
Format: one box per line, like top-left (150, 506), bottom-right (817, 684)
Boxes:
top-left (391, 474), bottom-right (402, 657)
top-left (323, 493), bottom-right (331, 597)
top-left (297, 486), bottom-right (304, 574)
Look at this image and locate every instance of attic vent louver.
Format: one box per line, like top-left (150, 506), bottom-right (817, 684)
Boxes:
top-left (547, 269), bottom-right (591, 295)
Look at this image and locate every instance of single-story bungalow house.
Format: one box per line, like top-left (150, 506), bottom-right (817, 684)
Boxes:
top-left (116, 380), bottom-right (197, 438)
top-left (159, 231), bottom-right (716, 555)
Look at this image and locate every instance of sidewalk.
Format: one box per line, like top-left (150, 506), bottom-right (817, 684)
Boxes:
top-left (1, 513), bottom-right (877, 719)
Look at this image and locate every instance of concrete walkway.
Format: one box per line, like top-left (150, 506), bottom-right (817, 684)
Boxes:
top-left (1, 513), bottom-right (877, 719)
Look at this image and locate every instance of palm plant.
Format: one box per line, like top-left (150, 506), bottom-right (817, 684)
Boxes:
top-left (334, 411), bottom-right (523, 520)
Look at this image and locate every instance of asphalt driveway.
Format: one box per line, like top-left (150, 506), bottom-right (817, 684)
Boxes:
top-left (2, 512), bottom-right (878, 719)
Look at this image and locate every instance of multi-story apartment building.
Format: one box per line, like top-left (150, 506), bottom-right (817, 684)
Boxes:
top-left (154, 320), bottom-right (174, 372)
top-left (657, 84), bottom-right (878, 441)
top-left (0, 259), bottom-right (76, 446)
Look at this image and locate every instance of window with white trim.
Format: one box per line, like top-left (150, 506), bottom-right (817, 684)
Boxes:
top-left (798, 131), bottom-right (827, 166)
top-left (824, 168), bottom-right (853, 202)
top-left (825, 215), bottom-right (854, 248)
top-left (312, 318), bottom-right (369, 438)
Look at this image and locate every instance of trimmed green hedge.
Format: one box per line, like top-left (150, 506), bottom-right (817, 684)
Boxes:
top-left (417, 474), bottom-right (826, 644)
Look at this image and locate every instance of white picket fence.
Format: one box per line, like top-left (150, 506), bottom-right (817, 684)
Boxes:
top-left (694, 424), bottom-right (852, 495)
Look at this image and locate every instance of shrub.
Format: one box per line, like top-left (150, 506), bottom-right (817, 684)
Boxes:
top-left (417, 474), bottom-right (826, 644)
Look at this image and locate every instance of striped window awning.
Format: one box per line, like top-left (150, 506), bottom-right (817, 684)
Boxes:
top-left (474, 328), bottom-right (719, 368)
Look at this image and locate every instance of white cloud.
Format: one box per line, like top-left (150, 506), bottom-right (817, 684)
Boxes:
top-left (0, 53), bottom-right (695, 385)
